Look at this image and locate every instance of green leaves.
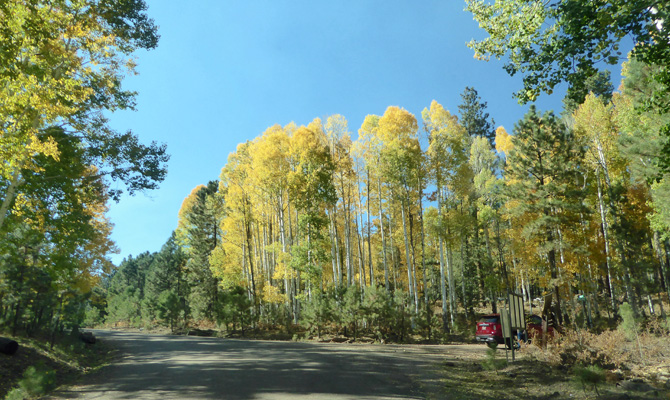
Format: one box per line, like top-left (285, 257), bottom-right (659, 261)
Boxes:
top-left (466, 0), bottom-right (666, 105)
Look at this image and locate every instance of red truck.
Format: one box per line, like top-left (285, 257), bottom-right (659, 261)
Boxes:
top-left (476, 313), bottom-right (555, 348)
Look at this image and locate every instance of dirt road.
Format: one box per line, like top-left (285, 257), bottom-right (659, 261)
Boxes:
top-left (49, 330), bottom-right (487, 399)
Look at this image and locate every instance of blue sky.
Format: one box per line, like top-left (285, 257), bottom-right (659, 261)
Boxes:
top-left (106, 1), bottom-right (624, 265)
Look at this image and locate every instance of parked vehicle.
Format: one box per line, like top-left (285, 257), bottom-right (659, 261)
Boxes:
top-left (475, 314), bottom-right (505, 348)
top-left (476, 313), bottom-right (555, 349)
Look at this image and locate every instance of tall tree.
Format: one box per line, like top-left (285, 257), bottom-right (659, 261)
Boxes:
top-left (424, 100), bottom-right (470, 329)
top-left (144, 232), bottom-right (188, 331)
top-left (378, 106), bottom-right (422, 313)
top-left (505, 106), bottom-right (587, 324)
top-left (178, 182), bottom-right (222, 322)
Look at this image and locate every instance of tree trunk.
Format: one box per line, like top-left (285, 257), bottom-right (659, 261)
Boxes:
top-left (400, 195), bottom-right (418, 314)
top-left (378, 177), bottom-right (389, 291)
top-left (595, 173), bottom-right (617, 313)
top-left (418, 178), bottom-right (428, 310)
top-left (367, 170), bottom-right (374, 286)
top-left (437, 185), bottom-right (450, 331)
top-left (0, 168), bottom-right (23, 232)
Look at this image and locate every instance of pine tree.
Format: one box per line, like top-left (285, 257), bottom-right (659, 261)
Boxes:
top-left (458, 87), bottom-right (496, 148)
top-left (181, 182), bottom-right (222, 322)
top-left (505, 106), bottom-right (587, 324)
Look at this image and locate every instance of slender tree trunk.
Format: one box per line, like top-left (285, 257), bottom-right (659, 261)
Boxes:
top-left (378, 177), bottom-right (389, 291)
top-left (460, 237), bottom-right (468, 318)
top-left (329, 210), bottom-right (339, 287)
top-left (418, 183), bottom-right (428, 310)
top-left (400, 194), bottom-right (418, 313)
top-left (447, 244), bottom-right (455, 325)
top-left (545, 226), bottom-right (563, 326)
top-left (355, 213), bottom-right (365, 288)
top-left (367, 170), bottom-right (374, 286)
top-left (0, 169), bottom-right (23, 232)
top-left (596, 173), bottom-right (617, 313)
top-left (437, 186), bottom-right (449, 331)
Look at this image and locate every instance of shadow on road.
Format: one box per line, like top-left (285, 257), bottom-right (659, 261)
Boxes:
top-left (49, 330), bottom-right (453, 399)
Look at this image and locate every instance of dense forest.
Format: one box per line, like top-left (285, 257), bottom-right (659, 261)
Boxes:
top-left (101, 58), bottom-right (670, 340)
top-left (2, 0), bottom-right (670, 346)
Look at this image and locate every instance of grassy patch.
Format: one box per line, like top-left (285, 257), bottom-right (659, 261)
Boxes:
top-left (440, 350), bottom-right (669, 400)
top-left (0, 332), bottom-right (116, 399)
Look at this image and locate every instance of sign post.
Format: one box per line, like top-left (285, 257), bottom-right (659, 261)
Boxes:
top-left (501, 292), bottom-right (526, 361)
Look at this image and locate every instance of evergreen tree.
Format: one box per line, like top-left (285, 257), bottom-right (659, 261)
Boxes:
top-left (144, 232), bottom-right (188, 330)
top-left (505, 106), bottom-right (587, 324)
top-left (457, 87), bottom-right (496, 148)
top-left (106, 252), bottom-right (156, 327)
top-left (562, 70), bottom-right (615, 116)
top-left (182, 181), bottom-right (222, 322)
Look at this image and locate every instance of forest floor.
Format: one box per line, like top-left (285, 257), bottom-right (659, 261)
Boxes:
top-left (0, 331), bottom-right (116, 399)
top-left (437, 350), bottom-right (670, 400)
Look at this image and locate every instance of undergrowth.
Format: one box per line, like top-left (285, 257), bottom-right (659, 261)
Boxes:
top-left (522, 308), bottom-right (670, 382)
top-left (0, 331), bottom-right (114, 399)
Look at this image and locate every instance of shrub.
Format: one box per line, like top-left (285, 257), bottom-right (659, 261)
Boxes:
top-left (617, 302), bottom-right (639, 341)
top-left (482, 347), bottom-right (507, 372)
top-left (5, 362), bottom-right (57, 399)
top-left (572, 364), bottom-right (605, 396)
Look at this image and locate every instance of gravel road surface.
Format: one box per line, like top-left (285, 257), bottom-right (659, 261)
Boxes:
top-left (49, 330), bottom-right (485, 399)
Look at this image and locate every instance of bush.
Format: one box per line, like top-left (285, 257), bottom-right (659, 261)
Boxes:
top-left (5, 362), bottom-right (57, 399)
top-left (482, 347), bottom-right (507, 372)
top-left (617, 302), bottom-right (639, 341)
top-left (572, 364), bottom-right (605, 396)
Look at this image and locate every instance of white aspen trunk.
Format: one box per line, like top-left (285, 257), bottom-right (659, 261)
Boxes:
top-left (418, 179), bottom-right (428, 309)
top-left (356, 213), bottom-right (365, 288)
top-left (287, 195), bottom-right (294, 246)
top-left (437, 185), bottom-right (449, 329)
top-left (367, 169), bottom-right (374, 286)
top-left (596, 172), bottom-right (617, 312)
top-left (378, 177), bottom-right (389, 291)
top-left (0, 171), bottom-right (22, 232)
top-left (329, 210), bottom-right (339, 287)
top-left (447, 244), bottom-right (455, 325)
top-left (460, 238), bottom-right (467, 317)
top-left (356, 175), bottom-right (366, 287)
top-left (341, 178), bottom-right (352, 287)
top-left (400, 196), bottom-right (416, 313)
top-left (242, 241), bottom-right (251, 298)
top-left (347, 182), bottom-right (354, 286)
top-left (388, 210), bottom-right (399, 288)
top-left (278, 200), bottom-right (288, 301)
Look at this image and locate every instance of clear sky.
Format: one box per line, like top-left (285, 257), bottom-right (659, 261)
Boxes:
top-left (106, 1), bottom-right (624, 265)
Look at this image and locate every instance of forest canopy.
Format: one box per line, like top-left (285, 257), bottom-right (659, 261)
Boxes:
top-left (0, 0), bottom-right (167, 336)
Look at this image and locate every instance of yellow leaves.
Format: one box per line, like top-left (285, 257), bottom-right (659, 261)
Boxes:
top-left (262, 284), bottom-right (285, 304)
top-left (209, 245), bottom-right (245, 290)
top-left (272, 261), bottom-right (291, 281)
top-left (573, 93), bottom-right (627, 179)
top-left (495, 126), bottom-right (513, 155)
top-left (378, 106), bottom-right (418, 143)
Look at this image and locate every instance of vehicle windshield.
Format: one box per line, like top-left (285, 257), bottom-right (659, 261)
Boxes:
top-left (478, 316), bottom-right (499, 323)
